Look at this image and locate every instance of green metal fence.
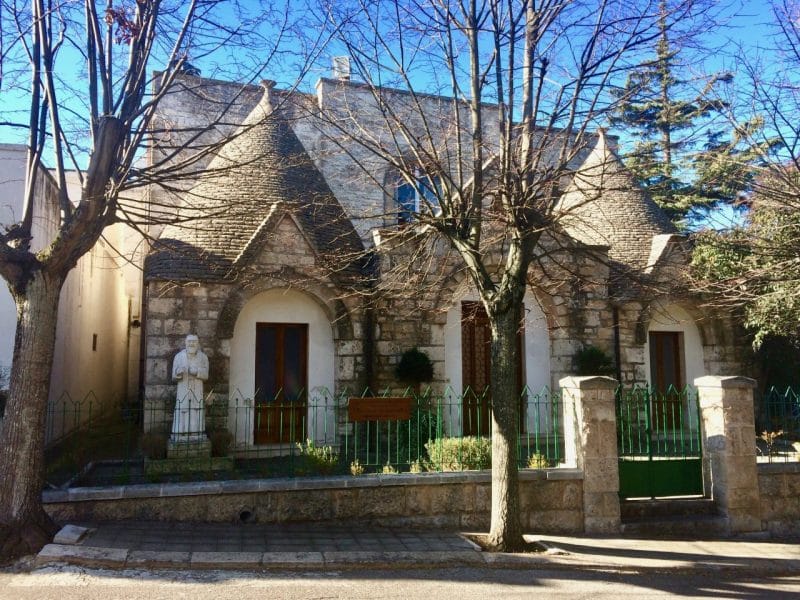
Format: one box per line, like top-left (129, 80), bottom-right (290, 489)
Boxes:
top-left (757, 387), bottom-right (800, 463)
top-left (617, 385), bottom-right (702, 459)
top-left (616, 385), bottom-right (704, 498)
top-left (41, 386), bottom-right (565, 488)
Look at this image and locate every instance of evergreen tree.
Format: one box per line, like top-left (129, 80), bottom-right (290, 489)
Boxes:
top-left (610, 0), bottom-right (732, 224)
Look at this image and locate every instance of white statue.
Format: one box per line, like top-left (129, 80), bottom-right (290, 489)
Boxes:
top-left (171, 334), bottom-right (210, 442)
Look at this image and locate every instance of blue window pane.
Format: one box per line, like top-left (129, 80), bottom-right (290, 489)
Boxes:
top-left (396, 182), bottom-right (416, 223)
top-left (394, 173), bottom-right (441, 224)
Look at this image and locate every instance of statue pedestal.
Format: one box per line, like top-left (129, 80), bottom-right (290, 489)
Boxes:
top-left (167, 436), bottom-right (212, 459)
top-left (143, 434), bottom-right (234, 476)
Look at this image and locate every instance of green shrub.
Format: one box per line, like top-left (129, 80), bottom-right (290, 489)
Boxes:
top-left (140, 432), bottom-right (168, 460)
top-left (296, 438), bottom-right (339, 475)
top-left (349, 459), bottom-right (365, 476)
top-left (381, 463), bottom-right (397, 474)
top-left (425, 436), bottom-right (492, 471)
top-left (396, 406), bottom-right (440, 462)
top-left (395, 347), bottom-right (434, 385)
top-left (527, 453), bottom-right (551, 469)
top-left (574, 345), bottom-right (615, 376)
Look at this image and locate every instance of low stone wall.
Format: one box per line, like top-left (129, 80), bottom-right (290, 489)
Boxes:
top-left (43, 470), bottom-right (584, 533)
top-left (758, 463), bottom-right (800, 536)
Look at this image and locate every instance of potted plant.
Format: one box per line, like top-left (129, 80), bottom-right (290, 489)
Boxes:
top-left (395, 347), bottom-right (434, 392)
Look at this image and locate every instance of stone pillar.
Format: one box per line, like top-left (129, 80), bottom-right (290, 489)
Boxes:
top-left (695, 376), bottom-right (761, 534)
top-left (560, 376), bottom-right (620, 534)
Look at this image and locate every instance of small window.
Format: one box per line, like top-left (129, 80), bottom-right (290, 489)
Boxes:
top-left (394, 168), bottom-right (441, 224)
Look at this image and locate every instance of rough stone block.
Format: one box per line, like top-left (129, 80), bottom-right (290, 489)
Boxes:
top-left (582, 459), bottom-right (619, 493)
top-left (164, 319), bottom-right (192, 336)
top-left (727, 511), bottom-right (762, 534)
top-left (127, 551), bottom-right (191, 568)
top-left (725, 486), bottom-right (761, 510)
top-left (191, 551), bottom-right (262, 568)
top-left (53, 524), bottom-right (91, 545)
top-left (261, 552), bottom-right (324, 567)
top-left (146, 358), bottom-right (169, 382)
top-left (584, 515), bottom-right (621, 535)
top-left (357, 486), bottom-right (405, 518)
top-left (786, 472), bottom-right (800, 495)
top-left (149, 297), bottom-right (182, 317)
top-left (528, 509), bottom-right (583, 533)
top-left (404, 485), bottom-right (432, 514)
top-left (429, 484), bottom-right (472, 514)
top-left (37, 544), bottom-right (129, 568)
top-left (758, 473), bottom-right (786, 497)
top-left (279, 489), bottom-right (334, 521)
top-left (167, 438), bottom-right (212, 459)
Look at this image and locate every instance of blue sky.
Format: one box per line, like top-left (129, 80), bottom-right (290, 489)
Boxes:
top-left (0, 0), bottom-right (785, 180)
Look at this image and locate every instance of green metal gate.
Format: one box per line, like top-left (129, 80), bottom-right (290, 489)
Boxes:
top-left (616, 386), bottom-right (704, 498)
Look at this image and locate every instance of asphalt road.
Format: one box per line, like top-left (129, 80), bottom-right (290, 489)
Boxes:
top-left (1, 565), bottom-right (799, 600)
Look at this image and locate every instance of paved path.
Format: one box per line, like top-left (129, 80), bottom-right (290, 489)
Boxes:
top-left (31, 521), bottom-right (800, 575)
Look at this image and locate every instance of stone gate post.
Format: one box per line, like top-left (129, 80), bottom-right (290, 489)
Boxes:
top-left (560, 376), bottom-right (620, 534)
top-left (694, 376), bottom-right (761, 534)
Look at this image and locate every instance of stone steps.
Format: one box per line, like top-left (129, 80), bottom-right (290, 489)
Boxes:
top-left (621, 498), bottom-right (717, 520)
top-left (620, 498), bottom-right (730, 538)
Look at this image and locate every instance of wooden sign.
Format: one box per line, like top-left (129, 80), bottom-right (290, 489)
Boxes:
top-left (348, 397), bottom-right (413, 422)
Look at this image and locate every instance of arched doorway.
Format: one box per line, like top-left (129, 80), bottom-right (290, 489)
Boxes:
top-left (442, 288), bottom-right (551, 435)
top-left (228, 289), bottom-right (335, 448)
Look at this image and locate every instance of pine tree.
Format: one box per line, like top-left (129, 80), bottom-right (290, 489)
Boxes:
top-left (611, 0), bottom-right (732, 224)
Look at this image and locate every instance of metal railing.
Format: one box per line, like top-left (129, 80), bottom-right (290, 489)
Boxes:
top-left (43, 386), bottom-right (566, 487)
top-left (616, 385), bottom-right (702, 458)
top-left (757, 387), bottom-right (800, 463)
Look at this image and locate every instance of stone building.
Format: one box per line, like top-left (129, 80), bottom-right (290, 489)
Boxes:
top-left (141, 72), bottom-right (748, 449)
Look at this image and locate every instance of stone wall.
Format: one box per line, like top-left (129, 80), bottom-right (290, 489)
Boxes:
top-left (616, 299), bottom-right (750, 386)
top-left (43, 470), bottom-right (584, 533)
top-left (758, 463), bottom-right (800, 536)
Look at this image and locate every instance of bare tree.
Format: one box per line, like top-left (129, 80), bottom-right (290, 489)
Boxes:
top-left (0, 0), bottom-right (308, 561)
top-left (310, 0), bottom-right (693, 550)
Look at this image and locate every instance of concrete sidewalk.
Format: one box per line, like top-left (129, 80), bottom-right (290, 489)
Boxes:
top-left (35, 521), bottom-right (800, 574)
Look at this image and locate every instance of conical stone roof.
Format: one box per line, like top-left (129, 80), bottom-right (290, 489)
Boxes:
top-left (146, 84), bottom-right (367, 283)
top-left (557, 131), bottom-right (676, 271)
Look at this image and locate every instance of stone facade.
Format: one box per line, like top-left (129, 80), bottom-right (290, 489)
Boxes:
top-left (141, 73), bottom-right (749, 447)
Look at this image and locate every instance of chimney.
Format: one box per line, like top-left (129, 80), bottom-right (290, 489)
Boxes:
top-left (332, 56), bottom-right (351, 81)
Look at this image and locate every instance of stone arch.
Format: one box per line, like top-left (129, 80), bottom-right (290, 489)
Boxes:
top-left (640, 299), bottom-right (706, 389)
top-left (216, 269), bottom-right (354, 342)
top-left (433, 272), bottom-right (553, 436)
top-left (227, 286), bottom-right (341, 447)
top-left (636, 298), bottom-right (711, 347)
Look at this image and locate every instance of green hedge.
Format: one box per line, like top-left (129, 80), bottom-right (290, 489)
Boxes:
top-left (425, 436), bottom-right (491, 471)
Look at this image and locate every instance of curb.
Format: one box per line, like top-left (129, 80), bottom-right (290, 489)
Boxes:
top-left (35, 543), bottom-right (800, 575)
top-left (36, 544), bottom-right (487, 571)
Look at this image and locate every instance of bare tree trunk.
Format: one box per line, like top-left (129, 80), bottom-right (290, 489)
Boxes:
top-left (485, 299), bottom-right (524, 551)
top-left (0, 271), bottom-right (63, 561)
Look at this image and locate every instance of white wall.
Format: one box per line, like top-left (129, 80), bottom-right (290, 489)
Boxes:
top-left (643, 301), bottom-right (704, 390)
top-left (45, 173), bottom-right (134, 442)
top-left (0, 151), bottom-right (141, 441)
top-left (228, 289), bottom-right (335, 447)
top-left (441, 288), bottom-right (551, 434)
top-left (0, 144), bottom-right (60, 384)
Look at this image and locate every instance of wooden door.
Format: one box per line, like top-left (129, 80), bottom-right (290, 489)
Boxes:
top-left (461, 302), bottom-right (492, 436)
top-left (254, 323), bottom-right (308, 444)
top-left (461, 302), bottom-right (525, 436)
top-left (648, 331), bottom-right (684, 430)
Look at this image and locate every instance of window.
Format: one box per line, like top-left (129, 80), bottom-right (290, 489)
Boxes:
top-left (394, 168), bottom-right (441, 224)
